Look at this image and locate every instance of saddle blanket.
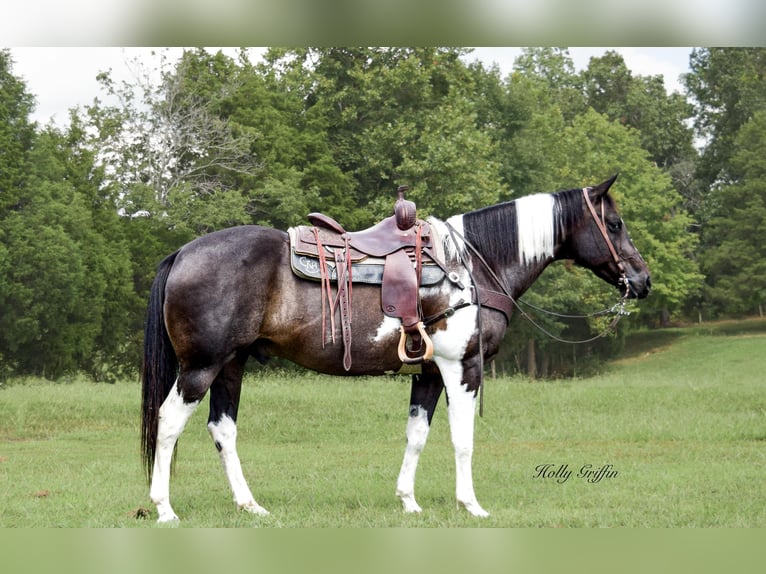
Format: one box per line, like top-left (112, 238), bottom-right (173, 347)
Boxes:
top-left (288, 227), bottom-right (445, 286)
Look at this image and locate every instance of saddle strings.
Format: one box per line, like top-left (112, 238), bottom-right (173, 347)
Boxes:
top-left (312, 227), bottom-right (336, 346)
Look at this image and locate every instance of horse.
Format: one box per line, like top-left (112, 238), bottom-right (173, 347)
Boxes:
top-left (141, 175), bottom-right (650, 522)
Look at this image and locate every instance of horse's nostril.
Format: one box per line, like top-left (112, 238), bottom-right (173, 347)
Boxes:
top-left (646, 276), bottom-right (652, 290)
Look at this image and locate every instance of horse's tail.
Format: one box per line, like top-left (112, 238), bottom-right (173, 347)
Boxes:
top-left (141, 251), bottom-right (180, 481)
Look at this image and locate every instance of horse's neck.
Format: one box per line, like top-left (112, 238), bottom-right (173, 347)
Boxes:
top-left (491, 253), bottom-right (556, 300)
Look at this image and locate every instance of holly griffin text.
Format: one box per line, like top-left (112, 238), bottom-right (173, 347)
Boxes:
top-left (532, 463), bottom-right (618, 484)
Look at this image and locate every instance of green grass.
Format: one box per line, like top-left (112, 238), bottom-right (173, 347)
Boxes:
top-left (1, 323), bottom-right (765, 527)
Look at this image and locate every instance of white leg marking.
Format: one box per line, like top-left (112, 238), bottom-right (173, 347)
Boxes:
top-left (435, 355), bottom-right (489, 518)
top-left (149, 381), bottom-right (200, 523)
top-left (396, 405), bottom-right (431, 513)
top-left (208, 415), bottom-right (269, 516)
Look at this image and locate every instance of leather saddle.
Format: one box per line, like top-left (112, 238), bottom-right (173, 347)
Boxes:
top-left (289, 187), bottom-right (441, 370)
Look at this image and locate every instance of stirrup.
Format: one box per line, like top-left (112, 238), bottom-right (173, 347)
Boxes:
top-left (397, 322), bottom-right (434, 365)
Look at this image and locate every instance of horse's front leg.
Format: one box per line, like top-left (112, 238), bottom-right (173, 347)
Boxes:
top-left (396, 368), bottom-right (444, 513)
top-left (433, 355), bottom-right (489, 517)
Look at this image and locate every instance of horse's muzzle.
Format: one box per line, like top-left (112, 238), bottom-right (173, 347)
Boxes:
top-left (623, 274), bottom-right (651, 299)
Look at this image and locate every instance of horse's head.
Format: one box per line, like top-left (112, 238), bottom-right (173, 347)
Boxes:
top-left (566, 175), bottom-right (651, 299)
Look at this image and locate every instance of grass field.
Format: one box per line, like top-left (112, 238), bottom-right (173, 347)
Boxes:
top-left (1, 320), bottom-right (765, 527)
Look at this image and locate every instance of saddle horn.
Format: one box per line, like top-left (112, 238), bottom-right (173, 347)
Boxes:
top-left (395, 185), bottom-right (417, 230)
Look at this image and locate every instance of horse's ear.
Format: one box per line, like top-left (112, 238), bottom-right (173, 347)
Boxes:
top-left (587, 174), bottom-right (619, 200)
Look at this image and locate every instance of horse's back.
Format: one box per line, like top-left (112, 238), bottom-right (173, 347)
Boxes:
top-left (177, 225), bottom-right (286, 262)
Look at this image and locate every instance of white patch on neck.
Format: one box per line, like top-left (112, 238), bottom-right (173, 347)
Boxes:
top-left (515, 193), bottom-right (555, 265)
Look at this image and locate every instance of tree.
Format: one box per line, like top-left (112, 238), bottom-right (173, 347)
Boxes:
top-left (0, 47), bottom-right (714, 380)
top-left (499, 70), bottom-right (569, 198)
top-left (683, 48), bottom-right (766, 318)
top-left (1, 51), bottom-right (137, 379)
top-left (554, 109), bottom-right (702, 325)
top-left (272, 47), bottom-right (505, 225)
top-left (0, 128), bottom-right (126, 378)
top-left (512, 47), bottom-right (586, 123)
top-left (684, 48), bottom-right (766, 189)
top-left (583, 50), bottom-right (696, 169)
top-left (701, 111), bottom-right (766, 317)
top-left (499, 109), bottom-right (703, 377)
top-left (0, 50), bottom-right (36, 213)
top-left (87, 49), bottom-right (258, 237)
top-left (582, 51), bottom-right (634, 119)
top-left (227, 47), bottom-right (348, 229)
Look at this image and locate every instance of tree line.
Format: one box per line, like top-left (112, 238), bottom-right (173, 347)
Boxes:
top-left (1, 47), bottom-right (763, 381)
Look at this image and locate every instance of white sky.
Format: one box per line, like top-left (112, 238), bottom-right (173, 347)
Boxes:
top-left (7, 47), bottom-right (693, 128)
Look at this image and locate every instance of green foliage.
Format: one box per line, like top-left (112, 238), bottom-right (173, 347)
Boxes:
top-left (0, 50), bottom-right (36, 212)
top-left (685, 48), bottom-right (766, 188)
top-left (0, 55), bottom-right (136, 380)
top-left (0, 127), bottom-right (136, 380)
top-left (681, 48), bottom-right (766, 320)
top-left (1, 46), bottom-right (756, 380)
top-left (583, 50), bottom-right (696, 169)
top-left (556, 110), bottom-right (702, 319)
top-left (701, 111), bottom-right (766, 317)
top-left (495, 96), bottom-right (701, 377)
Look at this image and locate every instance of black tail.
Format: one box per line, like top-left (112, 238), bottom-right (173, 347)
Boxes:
top-left (141, 251), bottom-right (180, 481)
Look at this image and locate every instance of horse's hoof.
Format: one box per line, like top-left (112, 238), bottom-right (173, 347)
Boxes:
top-left (156, 512), bottom-right (180, 524)
top-left (400, 496), bottom-right (423, 514)
top-left (239, 501), bottom-right (270, 516)
top-left (460, 500), bottom-right (490, 518)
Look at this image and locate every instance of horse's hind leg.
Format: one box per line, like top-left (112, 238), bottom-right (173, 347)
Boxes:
top-left (150, 366), bottom-right (218, 523)
top-left (396, 369), bottom-right (443, 513)
top-left (207, 354), bottom-right (269, 516)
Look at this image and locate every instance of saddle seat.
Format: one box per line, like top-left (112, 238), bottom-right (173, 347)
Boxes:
top-left (289, 187), bottom-right (439, 371)
top-left (307, 210), bottom-right (431, 258)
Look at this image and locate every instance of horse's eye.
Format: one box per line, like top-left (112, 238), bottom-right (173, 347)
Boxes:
top-left (607, 220), bottom-right (622, 233)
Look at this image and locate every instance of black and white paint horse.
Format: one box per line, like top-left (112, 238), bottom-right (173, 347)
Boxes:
top-left (141, 176), bottom-right (650, 522)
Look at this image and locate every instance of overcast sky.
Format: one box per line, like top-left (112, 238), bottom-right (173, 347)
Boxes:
top-left (8, 47), bottom-right (694, 128)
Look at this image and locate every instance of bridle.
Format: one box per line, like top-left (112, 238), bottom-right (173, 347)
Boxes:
top-left (581, 187), bottom-right (631, 296)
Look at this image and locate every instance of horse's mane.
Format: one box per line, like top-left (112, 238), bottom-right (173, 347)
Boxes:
top-left (456, 187), bottom-right (584, 270)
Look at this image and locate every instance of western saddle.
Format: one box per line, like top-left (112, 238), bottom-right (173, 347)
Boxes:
top-left (289, 187), bottom-right (442, 371)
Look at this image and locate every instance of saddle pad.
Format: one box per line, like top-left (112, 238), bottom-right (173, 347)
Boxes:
top-left (290, 247), bottom-right (445, 286)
